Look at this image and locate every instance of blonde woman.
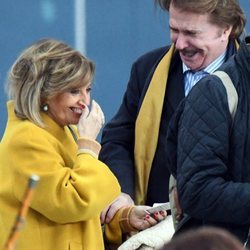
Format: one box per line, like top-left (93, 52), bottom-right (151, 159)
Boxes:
top-left (0, 39), bottom-right (165, 250)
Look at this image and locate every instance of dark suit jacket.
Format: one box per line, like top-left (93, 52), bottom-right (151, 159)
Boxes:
top-left (99, 41), bottom-right (237, 206)
top-left (100, 45), bottom-right (184, 205)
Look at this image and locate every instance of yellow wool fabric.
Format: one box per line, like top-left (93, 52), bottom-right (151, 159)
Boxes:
top-left (134, 44), bottom-right (175, 205)
top-left (105, 208), bottom-right (123, 244)
top-left (0, 101), bottom-right (121, 250)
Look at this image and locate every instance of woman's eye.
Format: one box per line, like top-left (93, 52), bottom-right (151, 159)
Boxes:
top-left (87, 87), bottom-right (92, 93)
top-left (69, 89), bottom-right (80, 95)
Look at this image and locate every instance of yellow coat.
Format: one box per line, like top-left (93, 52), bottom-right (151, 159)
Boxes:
top-left (0, 101), bottom-right (121, 250)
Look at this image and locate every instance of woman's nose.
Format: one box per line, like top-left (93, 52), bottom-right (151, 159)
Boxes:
top-left (79, 93), bottom-right (90, 106)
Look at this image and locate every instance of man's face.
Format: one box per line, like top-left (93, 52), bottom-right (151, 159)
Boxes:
top-left (169, 4), bottom-right (232, 70)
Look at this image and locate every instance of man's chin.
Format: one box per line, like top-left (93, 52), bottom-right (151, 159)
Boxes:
top-left (182, 58), bottom-right (204, 71)
top-left (180, 53), bottom-right (204, 69)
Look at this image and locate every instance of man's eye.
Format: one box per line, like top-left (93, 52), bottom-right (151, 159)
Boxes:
top-left (170, 28), bottom-right (179, 33)
top-left (185, 31), bottom-right (197, 37)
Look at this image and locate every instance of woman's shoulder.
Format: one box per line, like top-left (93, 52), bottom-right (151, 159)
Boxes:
top-left (7, 118), bottom-right (53, 147)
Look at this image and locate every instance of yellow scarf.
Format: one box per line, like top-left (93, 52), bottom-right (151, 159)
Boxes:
top-left (134, 44), bottom-right (175, 204)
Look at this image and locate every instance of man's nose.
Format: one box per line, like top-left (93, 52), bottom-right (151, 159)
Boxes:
top-left (174, 34), bottom-right (188, 50)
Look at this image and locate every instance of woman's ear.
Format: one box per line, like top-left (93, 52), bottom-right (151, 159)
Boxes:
top-left (41, 97), bottom-right (49, 112)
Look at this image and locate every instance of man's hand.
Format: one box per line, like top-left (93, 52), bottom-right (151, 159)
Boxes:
top-left (101, 192), bottom-right (134, 224)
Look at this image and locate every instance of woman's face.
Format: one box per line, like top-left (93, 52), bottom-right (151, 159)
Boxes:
top-left (46, 82), bottom-right (92, 127)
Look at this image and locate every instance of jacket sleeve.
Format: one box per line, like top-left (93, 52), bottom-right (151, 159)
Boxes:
top-left (177, 75), bottom-right (250, 225)
top-left (11, 126), bottom-right (121, 224)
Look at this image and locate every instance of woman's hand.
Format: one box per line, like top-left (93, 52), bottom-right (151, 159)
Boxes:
top-left (101, 193), bottom-right (134, 224)
top-left (129, 205), bottom-right (167, 231)
top-left (77, 100), bottom-right (105, 140)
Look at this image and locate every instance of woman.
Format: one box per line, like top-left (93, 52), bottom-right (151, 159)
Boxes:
top-left (0, 39), bottom-right (165, 250)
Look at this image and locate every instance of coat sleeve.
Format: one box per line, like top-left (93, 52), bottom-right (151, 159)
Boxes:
top-left (11, 126), bottom-right (121, 224)
top-left (177, 76), bottom-right (250, 225)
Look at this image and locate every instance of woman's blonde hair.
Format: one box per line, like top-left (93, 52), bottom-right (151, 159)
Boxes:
top-left (6, 38), bottom-right (95, 127)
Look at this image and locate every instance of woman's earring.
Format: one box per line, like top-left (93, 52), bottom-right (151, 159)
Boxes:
top-left (42, 104), bottom-right (49, 112)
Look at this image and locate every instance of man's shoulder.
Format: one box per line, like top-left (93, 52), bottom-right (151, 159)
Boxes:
top-left (136, 45), bottom-right (170, 61)
top-left (133, 45), bottom-right (172, 69)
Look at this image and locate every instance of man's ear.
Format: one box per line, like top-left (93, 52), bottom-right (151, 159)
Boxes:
top-left (221, 25), bottom-right (233, 41)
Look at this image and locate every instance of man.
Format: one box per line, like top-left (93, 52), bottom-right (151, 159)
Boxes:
top-left (172, 35), bottom-right (250, 246)
top-left (100, 0), bottom-right (246, 223)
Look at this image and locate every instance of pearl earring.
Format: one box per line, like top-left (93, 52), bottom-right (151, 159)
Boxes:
top-left (42, 104), bottom-right (49, 112)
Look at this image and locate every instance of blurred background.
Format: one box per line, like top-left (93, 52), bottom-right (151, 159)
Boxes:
top-left (0, 0), bottom-right (249, 140)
